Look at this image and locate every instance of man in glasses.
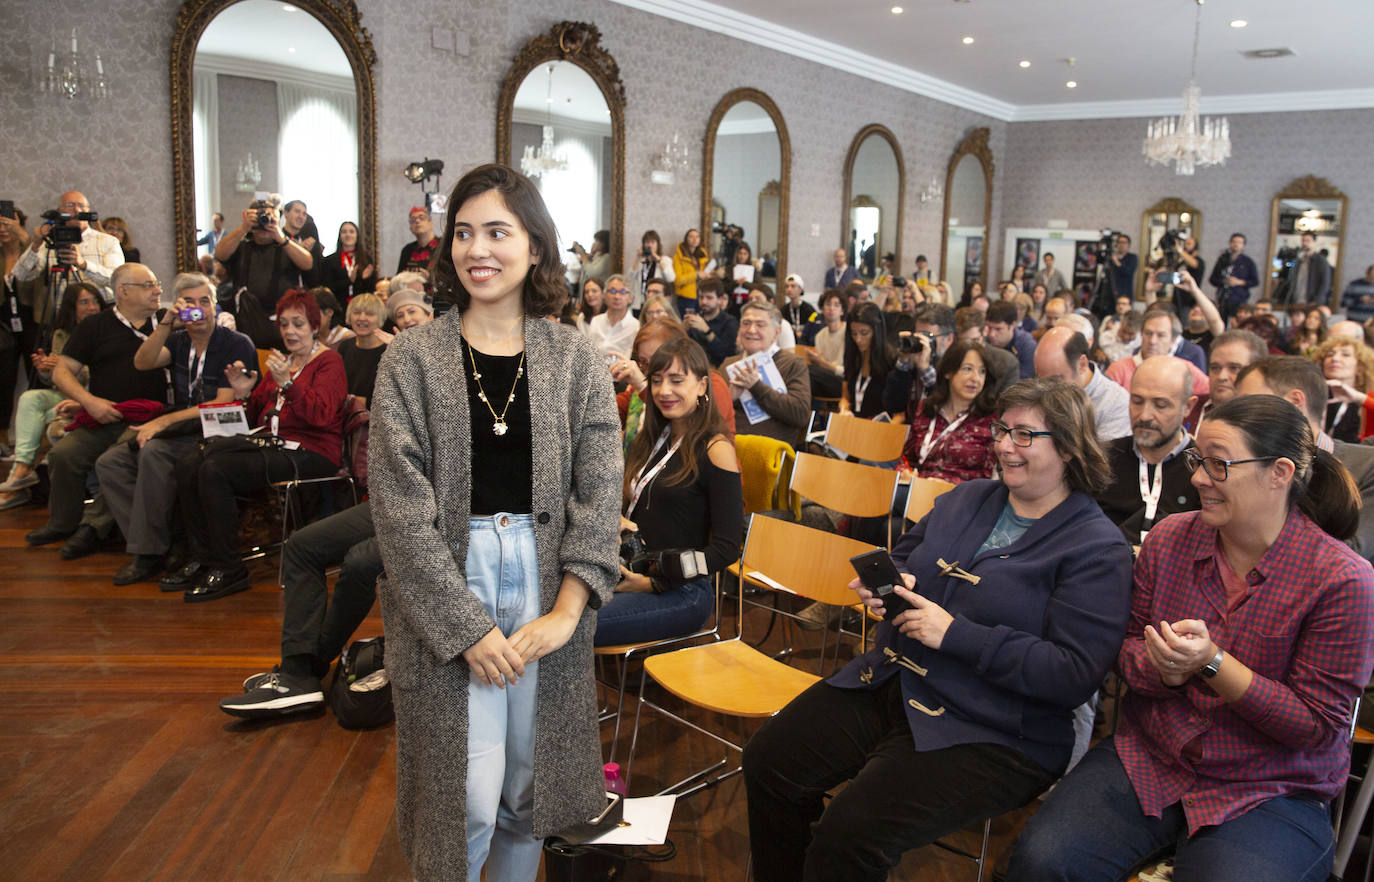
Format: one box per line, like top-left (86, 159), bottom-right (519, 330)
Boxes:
top-left (1234, 356), bottom-right (1374, 560)
top-left (12, 190), bottom-right (125, 325)
top-left (25, 263), bottom-right (170, 559)
top-left (1095, 356), bottom-right (1200, 545)
top-left (587, 273), bottom-right (640, 359)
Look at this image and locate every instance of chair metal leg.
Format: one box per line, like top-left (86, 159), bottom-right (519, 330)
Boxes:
top-left (1334, 749), bottom-right (1374, 877)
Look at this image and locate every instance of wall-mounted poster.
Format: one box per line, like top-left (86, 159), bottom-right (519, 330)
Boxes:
top-left (1073, 240), bottom-right (1099, 283)
top-left (1016, 238), bottom-right (1040, 272)
top-left (965, 236), bottom-right (983, 281)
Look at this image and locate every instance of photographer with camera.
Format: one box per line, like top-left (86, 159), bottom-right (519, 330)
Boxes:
top-left (1209, 233), bottom-right (1260, 324)
top-left (569, 229), bottom-right (614, 287)
top-left (1108, 233), bottom-right (1138, 301)
top-left (93, 273), bottom-right (256, 585)
top-left (214, 196), bottom-right (315, 321)
top-left (595, 337), bottom-right (741, 647)
top-left (12, 191), bottom-right (124, 324)
top-left (633, 230), bottom-right (675, 308)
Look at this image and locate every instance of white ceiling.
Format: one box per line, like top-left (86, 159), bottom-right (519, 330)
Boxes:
top-left (614, 0), bottom-right (1374, 121)
top-left (196, 1), bottom-right (351, 79)
top-left (513, 60), bottom-right (612, 124)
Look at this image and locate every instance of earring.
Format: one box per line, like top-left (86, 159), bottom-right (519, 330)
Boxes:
top-left (697, 393), bottom-right (709, 408)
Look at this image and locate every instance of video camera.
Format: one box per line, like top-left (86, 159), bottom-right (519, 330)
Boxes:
top-left (1093, 229), bottom-right (1124, 263)
top-left (619, 531), bottom-right (708, 586)
top-left (40, 208), bottom-right (97, 252)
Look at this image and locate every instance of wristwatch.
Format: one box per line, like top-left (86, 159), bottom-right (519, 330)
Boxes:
top-left (1198, 648), bottom-right (1224, 679)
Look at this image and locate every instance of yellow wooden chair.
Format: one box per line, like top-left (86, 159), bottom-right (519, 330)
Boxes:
top-left (822, 411), bottom-right (909, 463)
top-left (625, 514), bottom-right (878, 795)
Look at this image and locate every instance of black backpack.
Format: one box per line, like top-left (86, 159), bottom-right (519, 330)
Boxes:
top-left (328, 635), bottom-right (394, 730)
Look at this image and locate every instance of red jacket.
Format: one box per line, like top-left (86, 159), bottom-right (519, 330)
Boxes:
top-left (249, 348), bottom-right (348, 465)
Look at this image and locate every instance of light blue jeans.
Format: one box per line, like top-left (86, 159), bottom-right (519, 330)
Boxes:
top-left (14, 388), bottom-right (62, 465)
top-left (464, 513), bottom-right (542, 882)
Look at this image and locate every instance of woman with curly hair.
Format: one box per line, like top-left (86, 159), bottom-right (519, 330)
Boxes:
top-left (1314, 336), bottom-right (1374, 441)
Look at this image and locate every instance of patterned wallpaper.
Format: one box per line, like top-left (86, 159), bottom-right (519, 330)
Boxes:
top-left (215, 74), bottom-right (279, 211)
top-left (1000, 109), bottom-right (1374, 294)
top-left (6, 0), bottom-right (1366, 300)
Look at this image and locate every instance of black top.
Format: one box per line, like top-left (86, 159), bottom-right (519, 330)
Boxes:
top-left (165, 326), bottom-right (256, 408)
top-left (397, 238), bottom-right (440, 275)
top-left (1327, 400), bottom-right (1362, 444)
top-left (64, 308), bottom-right (169, 404)
top-left (1095, 435), bottom-right (1199, 543)
top-left (463, 338), bottom-right (533, 515)
top-left (337, 337), bottom-right (386, 408)
top-left (223, 239), bottom-right (305, 315)
top-left (318, 250), bottom-right (378, 304)
top-left (628, 435), bottom-right (743, 585)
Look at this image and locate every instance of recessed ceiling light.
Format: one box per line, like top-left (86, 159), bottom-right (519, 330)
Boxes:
top-left (962, 36), bottom-right (975, 45)
top-left (891, 6), bottom-right (904, 14)
top-left (287, 46), bottom-right (296, 53)
top-left (1230, 19), bottom-right (1247, 28)
top-left (1066, 80), bottom-right (1077, 88)
top-left (1019, 60), bottom-right (1031, 68)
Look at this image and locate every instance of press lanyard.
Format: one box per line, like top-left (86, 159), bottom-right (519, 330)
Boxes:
top-left (854, 374), bottom-right (872, 412)
top-left (116, 307), bottom-right (173, 404)
top-left (187, 341), bottom-right (207, 403)
top-left (1139, 457), bottom-right (1164, 526)
top-left (627, 428), bottom-right (683, 515)
top-left (112, 305), bottom-right (150, 341)
top-left (272, 343), bottom-right (319, 436)
top-left (1328, 402), bottom-right (1349, 434)
top-left (919, 410), bottom-right (970, 465)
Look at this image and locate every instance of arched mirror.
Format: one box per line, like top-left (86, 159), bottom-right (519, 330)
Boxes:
top-left (703, 88), bottom-right (791, 292)
top-left (497, 21), bottom-right (626, 272)
top-left (842, 125), bottom-right (904, 282)
top-left (171, 0), bottom-right (377, 270)
top-left (1265, 175), bottom-right (1349, 307)
top-left (940, 127), bottom-right (994, 299)
top-left (1138, 197), bottom-right (1202, 300)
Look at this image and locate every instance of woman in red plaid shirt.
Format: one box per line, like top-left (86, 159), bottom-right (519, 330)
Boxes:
top-left (1008, 395), bottom-right (1374, 882)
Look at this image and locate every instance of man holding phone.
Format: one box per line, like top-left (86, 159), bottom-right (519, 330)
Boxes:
top-left (11, 190), bottom-right (124, 321)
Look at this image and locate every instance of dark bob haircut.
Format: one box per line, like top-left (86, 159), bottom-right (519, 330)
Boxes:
top-left (429, 163), bottom-right (565, 317)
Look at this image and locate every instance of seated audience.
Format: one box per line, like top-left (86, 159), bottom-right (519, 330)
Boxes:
top-left (95, 273), bottom-right (255, 585)
top-left (744, 378), bottom-right (1133, 882)
top-left (1286, 302), bottom-right (1327, 355)
top-left (1035, 326), bottom-right (1131, 441)
top-left (313, 287), bottom-right (354, 349)
top-left (1340, 264), bottom-right (1374, 323)
top-left (985, 301), bottom-right (1037, 379)
top-left (1038, 296), bottom-right (1069, 333)
top-left (841, 303), bottom-right (897, 419)
top-left (1007, 395), bottom-right (1374, 882)
top-left (1028, 283), bottom-right (1050, 324)
top-left (610, 319), bottom-right (734, 449)
top-left (721, 300), bottom-right (809, 446)
top-left (1236, 355), bottom-right (1374, 560)
top-left (749, 285), bottom-right (794, 347)
top-left (1013, 292), bottom-right (1037, 333)
top-left (639, 292), bottom-right (679, 326)
top-left (595, 338), bottom-right (742, 646)
top-left (575, 276), bottom-right (605, 334)
top-left (954, 307), bottom-right (1021, 396)
top-left (1329, 319), bottom-right (1364, 343)
top-left (1096, 356), bottom-right (1200, 545)
top-left (318, 221), bottom-right (376, 303)
top-left (388, 284), bottom-right (434, 332)
top-left (899, 339), bottom-right (998, 484)
top-left (1238, 312), bottom-right (1284, 354)
top-left (165, 289), bottom-right (347, 602)
top-left (0, 282), bottom-right (104, 509)
top-left (1313, 336), bottom-right (1374, 442)
top-left (1191, 329), bottom-right (1268, 428)
top-left (335, 293), bottom-right (391, 407)
top-left (798, 288), bottom-right (846, 399)
top-left (587, 273), bottom-right (640, 357)
top-left (1106, 309), bottom-right (1210, 395)
top-left (24, 264), bottom-right (168, 559)
top-left (684, 278), bottom-right (738, 367)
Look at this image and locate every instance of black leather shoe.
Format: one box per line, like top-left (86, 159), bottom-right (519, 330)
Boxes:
top-left (184, 567), bottom-right (252, 603)
top-left (113, 553), bottom-right (167, 586)
top-left (59, 524), bottom-right (101, 560)
top-left (159, 561), bottom-right (204, 592)
top-left (25, 525), bottom-right (75, 546)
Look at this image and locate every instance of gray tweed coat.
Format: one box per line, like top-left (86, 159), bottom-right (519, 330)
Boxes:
top-left (369, 310), bottom-right (622, 882)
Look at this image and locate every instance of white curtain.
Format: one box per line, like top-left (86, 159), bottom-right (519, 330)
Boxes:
top-left (277, 81), bottom-right (358, 244)
top-left (536, 130), bottom-right (603, 255)
top-left (192, 70), bottom-right (220, 252)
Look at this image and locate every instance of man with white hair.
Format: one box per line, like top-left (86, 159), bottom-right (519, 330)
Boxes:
top-left (95, 272), bottom-right (256, 584)
top-left (1330, 319), bottom-right (1364, 342)
top-left (12, 189), bottom-right (124, 318)
top-left (1035, 327), bottom-right (1131, 441)
top-left (721, 300), bottom-right (810, 446)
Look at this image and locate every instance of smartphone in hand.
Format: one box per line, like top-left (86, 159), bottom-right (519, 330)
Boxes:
top-left (850, 549), bottom-right (911, 622)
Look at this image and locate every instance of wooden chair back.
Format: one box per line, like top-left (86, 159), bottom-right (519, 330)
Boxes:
top-left (903, 476), bottom-right (957, 524)
top-left (824, 412), bottom-right (908, 463)
top-left (789, 451), bottom-right (899, 519)
top-left (739, 513), bottom-right (878, 607)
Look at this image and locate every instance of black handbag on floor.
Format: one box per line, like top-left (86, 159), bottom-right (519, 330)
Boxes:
top-left (328, 635), bottom-right (394, 729)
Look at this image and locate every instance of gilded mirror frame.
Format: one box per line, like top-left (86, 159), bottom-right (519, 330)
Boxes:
top-left (841, 124), bottom-right (905, 280)
top-left (1137, 197), bottom-right (1202, 300)
top-left (702, 88), bottom-right (791, 289)
top-left (496, 21), bottom-right (626, 271)
top-left (1265, 175), bottom-right (1349, 306)
top-left (939, 127), bottom-right (994, 292)
top-left (170, 0), bottom-right (378, 271)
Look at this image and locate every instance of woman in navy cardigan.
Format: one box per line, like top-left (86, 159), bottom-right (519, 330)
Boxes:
top-left (742, 377), bottom-right (1134, 882)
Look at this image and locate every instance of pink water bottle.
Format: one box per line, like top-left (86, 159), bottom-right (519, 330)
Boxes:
top-left (603, 762), bottom-right (628, 796)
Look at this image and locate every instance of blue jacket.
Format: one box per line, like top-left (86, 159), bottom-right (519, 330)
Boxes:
top-left (1004, 327), bottom-right (1038, 379)
top-left (830, 479), bottom-right (1133, 774)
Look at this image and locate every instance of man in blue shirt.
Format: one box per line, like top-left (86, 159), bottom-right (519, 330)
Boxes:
top-left (985, 301), bottom-right (1038, 379)
top-left (824, 248), bottom-right (861, 291)
top-left (94, 272), bottom-right (256, 585)
top-left (1208, 233), bottom-right (1260, 324)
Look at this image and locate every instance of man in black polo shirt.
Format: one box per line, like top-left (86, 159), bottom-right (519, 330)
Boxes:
top-left (94, 272), bottom-right (256, 583)
top-left (280, 199), bottom-right (325, 287)
top-left (26, 263), bottom-right (170, 558)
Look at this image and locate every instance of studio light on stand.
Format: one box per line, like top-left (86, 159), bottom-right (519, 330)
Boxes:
top-left (403, 158), bottom-right (445, 212)
top-left (1142, 0), bottom-right (1231, 176)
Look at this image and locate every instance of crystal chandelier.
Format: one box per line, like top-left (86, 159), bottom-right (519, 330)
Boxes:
top-left (650, 132), bottom-right (690, 186)
top-left (40, 29), bottom-right (107, 101)
top-left (1142, 0), bottom-right (1231, 176)
top-left (521, 65), bottom-right (568, 178)
top-left (235, 153), bottom-right (262, 192)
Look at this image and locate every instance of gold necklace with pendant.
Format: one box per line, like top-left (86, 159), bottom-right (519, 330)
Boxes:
top-left (467, 340), bottom-right (525, 436)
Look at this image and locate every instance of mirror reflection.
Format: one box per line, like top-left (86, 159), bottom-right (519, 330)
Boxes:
top-left (1138, 198), bottom-right (1202, 300)
top-left (710, 100), bottom-right (780, 300)
top-left (944, 153), bottom-right (988, 299)
top-left (1270, 197), bottom-right (1342, 304)
top-left (193, 0), bottom-right (358, 260)
top-left (844, 130), bottom-right (902, 282)
top-left (509, 60), bottom-right (611, 261)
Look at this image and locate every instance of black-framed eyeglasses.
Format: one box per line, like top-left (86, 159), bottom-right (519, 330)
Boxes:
top-left (1182, 448), bottom-right (1277, 482)
top-left (120, 280), bottom-right (161, 290)
top-left (990, 422), bottom-right (1053, 447)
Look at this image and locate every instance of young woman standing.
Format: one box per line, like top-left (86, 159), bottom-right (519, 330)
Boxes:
top-left (370, 164), bottom-right (622, 881)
